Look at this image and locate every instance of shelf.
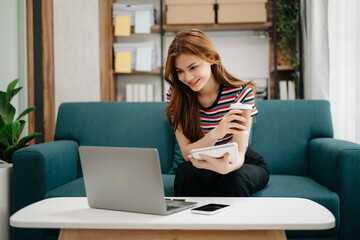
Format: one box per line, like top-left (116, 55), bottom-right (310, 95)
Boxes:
top-left (270, 66), bottom-right (295, 81)
top-left (163, 22), bottom-right (272, 32)
top-left (270, 65), bottom-right (294, 72)
top-left (113, 25), bottom-right (161, 35)
top-left (114, 67), bottom-right (162, 75)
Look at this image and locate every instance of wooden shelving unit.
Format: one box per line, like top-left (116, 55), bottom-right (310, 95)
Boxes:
top-left (163, 22), bottom-right (272, 32)
top-left (99, 0), bottom-right (279, 101)
top-left (114, 67), bottom-right (162, 75)
top-left (271, 65), bottom-right (294, 82)
top-left (112, 25), bottom-right (162, 33)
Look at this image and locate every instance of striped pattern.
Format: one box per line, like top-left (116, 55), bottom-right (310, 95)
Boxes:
top-left (166, 84), bottom-right (258, 145)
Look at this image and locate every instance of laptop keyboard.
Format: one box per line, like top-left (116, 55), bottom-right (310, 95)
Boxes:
top-left (166, 205), bottom-right (181, 211)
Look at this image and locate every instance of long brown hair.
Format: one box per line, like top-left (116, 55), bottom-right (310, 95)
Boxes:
top-left (165, 29), bottom-right (254, 142)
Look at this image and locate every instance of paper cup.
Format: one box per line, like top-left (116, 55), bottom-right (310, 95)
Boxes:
top-left (229, 103), bottom-right (252, 132)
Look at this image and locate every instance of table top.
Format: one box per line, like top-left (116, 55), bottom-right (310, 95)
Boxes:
top-left (10, 197), bottom-right (335, 230)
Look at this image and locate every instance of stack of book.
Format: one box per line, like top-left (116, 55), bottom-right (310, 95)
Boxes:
top-left (125, 83), bottom-right (154, 102)
top-left (280, 81), bottom-right (296, 100)
top-left (112, 4), bottom-right (155, 26)
top-left (113, 41), bottom-right (157, 72)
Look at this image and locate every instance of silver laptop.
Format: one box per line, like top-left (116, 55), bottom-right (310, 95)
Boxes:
top-left (79, 146), bottom-right (197, 215)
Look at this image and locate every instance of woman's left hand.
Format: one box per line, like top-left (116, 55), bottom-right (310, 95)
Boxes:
top-left (188, 153), bottom-right (242, 174)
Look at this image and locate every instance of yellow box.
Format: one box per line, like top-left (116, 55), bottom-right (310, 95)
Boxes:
top-left (165, 0), bottom-right (216, 24)
top-left (217, 0), bottom-right (268, 23)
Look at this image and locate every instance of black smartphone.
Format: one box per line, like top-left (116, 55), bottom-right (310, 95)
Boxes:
top-left (191, 203), bottom-right (230, 215)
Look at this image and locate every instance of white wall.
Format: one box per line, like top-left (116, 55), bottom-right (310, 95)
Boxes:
top-left (0, 0), bottom-right (20, 111)
top-left (0, 0), bottom-right (29, 136)
top-left (52, 1), bottom-right (269, 104)
top-left (53, 0), bottom-right (101, 116)
top-left (163, 31), bottom-right (270, 96)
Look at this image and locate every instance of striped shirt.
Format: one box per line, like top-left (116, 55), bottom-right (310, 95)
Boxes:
top-left (166, 84), bottom-right (258, 145)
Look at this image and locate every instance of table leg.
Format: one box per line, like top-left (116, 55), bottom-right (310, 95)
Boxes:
top-left (58, 229), bottom-right (287, 240)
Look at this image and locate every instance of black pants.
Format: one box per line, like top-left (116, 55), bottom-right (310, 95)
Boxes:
top-left (174, 145), bottom-right (269, 197)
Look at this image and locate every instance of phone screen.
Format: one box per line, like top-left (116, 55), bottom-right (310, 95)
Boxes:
top-left (191, 203), bottom-right (230, 213)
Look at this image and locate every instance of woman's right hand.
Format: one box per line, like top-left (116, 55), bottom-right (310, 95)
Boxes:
top-left (212, 109), bottom-right (248, 139)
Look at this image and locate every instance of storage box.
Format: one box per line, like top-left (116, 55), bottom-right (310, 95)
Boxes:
top-left (165, 0), bottom-right (216, 24)
top-left (217, 0), bottom-right (267, 23)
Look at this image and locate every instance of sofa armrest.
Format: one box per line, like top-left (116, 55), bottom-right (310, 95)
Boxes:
top-left (309, 137), bottom-right (360, 238)
top-left (12, 140), bottom-right (79, 214)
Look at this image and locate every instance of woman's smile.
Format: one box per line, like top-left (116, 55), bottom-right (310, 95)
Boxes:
top-left (188, 78), bottom-right (201, 87)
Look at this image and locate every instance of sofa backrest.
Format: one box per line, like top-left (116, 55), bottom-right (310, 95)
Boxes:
top-left (251, 100), bottom-right (333, 176)
top-left (55, 102), bottom-right (175, 174)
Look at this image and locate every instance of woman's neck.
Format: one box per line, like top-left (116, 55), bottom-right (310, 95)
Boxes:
top-left (197, 74), bottom-right (220, 108)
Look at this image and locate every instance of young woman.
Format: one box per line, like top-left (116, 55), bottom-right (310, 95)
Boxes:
top-left (165, 29), bottom-right (269, 197)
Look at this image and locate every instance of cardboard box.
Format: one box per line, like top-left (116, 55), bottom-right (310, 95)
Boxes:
top-left (165, 0), bottom-right (216, 24)
top-left (217, 0), bottom-right (267, 23)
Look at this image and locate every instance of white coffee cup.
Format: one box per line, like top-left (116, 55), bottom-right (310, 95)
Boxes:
top-left (229, 103), bottom-right (252, 132)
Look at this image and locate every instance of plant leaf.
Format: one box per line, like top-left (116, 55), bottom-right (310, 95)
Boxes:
top-left (17, 132), bottom-right (41, 146)
top-left (1, 123), bottom-right (12, 137)
top-left (0, 101), bottom-right (15, 125)
top-left (7, 79), bottom-right (19, 93)
top-left (0, 131), bottom-right (10, 148)
top-left (8, 87), bottom-right (22, 102)
top-left (0, 115), bottom-right (5, 129)
top-left (1, 132), bottom-right (41, 163)
top-left (0, 91), bottom-right (7, 103)
top-left (12, 120), bottom-right (25, 144)
top-left (16, 106), bottom-right (35, 120)
top-left (2, 144), bottom-right (22, 163)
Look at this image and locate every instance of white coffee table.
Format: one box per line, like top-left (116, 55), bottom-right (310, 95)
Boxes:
top-left (10, 197), bottom-right (335, 240)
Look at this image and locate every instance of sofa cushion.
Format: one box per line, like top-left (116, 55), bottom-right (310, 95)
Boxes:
top-left (45, 178), bottom-right (86, 198)
top-left (162, 174), bottom-right (175, 196)
top-left (168, 140), bottom-right (185, 174)
top-left (45, 175), bottom-right (176, 199)
top-left (252, 175), bottom-right (339, 238)
top-left (54, 102), bottom-right (176, 174)
top-left (252, 100), bottom-right (333, 176)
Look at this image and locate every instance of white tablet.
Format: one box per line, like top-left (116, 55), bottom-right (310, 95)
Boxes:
top-left (190, 142), bottom-right (239, 162)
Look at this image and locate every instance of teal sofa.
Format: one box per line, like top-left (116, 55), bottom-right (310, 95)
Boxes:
top-left (12, 100), bottom-right (360, 240)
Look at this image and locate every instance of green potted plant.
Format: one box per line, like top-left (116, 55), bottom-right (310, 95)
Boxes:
top-left (0, 78), bottom-right (40, 239)
top-left (277, 0), bottom-right (300, 82)
top-left (0, 78), bottom-right (41, 164)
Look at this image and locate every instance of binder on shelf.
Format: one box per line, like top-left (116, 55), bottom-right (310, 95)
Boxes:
top-left (288, 81), bottom-right (296, 100)
top-left (132, 84), bottom-right (140, 102)
top-left (112, 4), bottom-right (155, 27)
top-left (279, 81), bottom-right (288, 100)
top-left (126, 84), bottom-right (133, 102)
top-left (139, 84), bottom-right (147, 102)
top-left (279, 81), bottom-right (296, 100)
top-left (146, 84), bottom-right (154, 102)
top-left (114, 41), bottom-right (157, 72)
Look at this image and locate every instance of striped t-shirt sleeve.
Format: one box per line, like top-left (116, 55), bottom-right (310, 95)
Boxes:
top-left (234, 85), bottom-right (258, 117)
top-left (166, 88), bottom-right (172, 103)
